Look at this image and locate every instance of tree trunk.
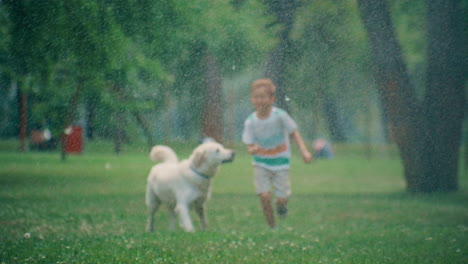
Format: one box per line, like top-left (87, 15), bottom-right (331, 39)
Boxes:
top-left (133, 111), bottom-right (154, 148)
top-left (421, 0), bottom-right (465, 191)
top-left (365, 95), bottom-right (373, 160)
top-left (114, 109), bottom-right (125, 155)
top-left (110, 83), bottom-right (126, 155)
top-left (201, 51), bottom-right (224, 143)
top-left (226, 88), bottom-right (235, 147)
top-left (19, 87), bottom-right (27, 152)
top-left (164, 90), bottom-right (171, 145)
top-left (322, 91), bottom-right (347, 142)
top-left (264, 41), bottom-right (291, 111)
top-left (86, 96), bottom-right (97, 140)
top-left (358, 0), bottom-right (428, 191)
top-left (357, 0), bottom-right (464, 192)
top-left (263, 0), bottom-right (298, 112)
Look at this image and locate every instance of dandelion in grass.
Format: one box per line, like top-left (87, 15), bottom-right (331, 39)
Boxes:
top-left (24, 232), bottom-right (31, 239)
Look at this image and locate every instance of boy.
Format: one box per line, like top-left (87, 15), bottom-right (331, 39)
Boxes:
top-left (242, 78), bottom-right (312, 229)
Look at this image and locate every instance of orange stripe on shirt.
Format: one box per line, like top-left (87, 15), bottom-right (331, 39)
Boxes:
top-left (256, 143), bottom-right (287, 156)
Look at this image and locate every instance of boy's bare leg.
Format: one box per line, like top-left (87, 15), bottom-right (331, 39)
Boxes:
top-left (276, 197), bottom-right (288, 219)
top-left (259, 192), bottom-right (275, 228)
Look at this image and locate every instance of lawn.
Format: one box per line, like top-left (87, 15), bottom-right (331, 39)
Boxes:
top-left (0, 142), bottom-right (467, 263)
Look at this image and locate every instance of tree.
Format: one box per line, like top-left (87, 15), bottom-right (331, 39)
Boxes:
top-left (3, 0), bottom-right (180, 155)
top-left (3, 1), bottom-right (67, 151)
top-left (357, 0), bottom-right (465, 192)
top-left (201, 48), bottom-right (224, 142)
top-left (102, 0), bottom-right (180, 151)
top-left (263, 0), bottom-right (298, 112)
top-left (287, 0), bottom-right (371, 142)
top-left (171, 0), bottom-right (276, 142)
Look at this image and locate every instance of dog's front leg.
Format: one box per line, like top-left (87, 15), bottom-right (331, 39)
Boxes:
top-left (194, 202), bottom-right (208, 231)
top-left (175, 203), bottom-right (194, 232)
top-left (168, 208), bottom-right (176, 231)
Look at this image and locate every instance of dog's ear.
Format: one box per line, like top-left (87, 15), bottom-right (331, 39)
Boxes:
top-left (192, 150), bottom-right (206, 168)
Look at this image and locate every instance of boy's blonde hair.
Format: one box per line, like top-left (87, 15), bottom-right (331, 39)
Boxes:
top-left (251, 78), bottom-right (276, 96)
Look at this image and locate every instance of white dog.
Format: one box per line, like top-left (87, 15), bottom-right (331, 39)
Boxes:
top-left (145, 142), bottom-right (235, 232)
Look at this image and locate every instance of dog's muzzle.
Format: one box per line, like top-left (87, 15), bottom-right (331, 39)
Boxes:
top-left (222, 152), bottom-right (235, 163)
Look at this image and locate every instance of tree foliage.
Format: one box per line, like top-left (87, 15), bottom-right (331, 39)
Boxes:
top-left (0, 0), bottom-right (276, 145)
top-left (285, 0), bottom-right (373, 141)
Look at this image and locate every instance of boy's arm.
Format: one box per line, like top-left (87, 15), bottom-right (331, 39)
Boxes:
top-left (291, 130), bottom-right (313, 163)
top-left (247, 144), bottom-right (260, 155)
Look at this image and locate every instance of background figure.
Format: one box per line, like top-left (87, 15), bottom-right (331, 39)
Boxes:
top-left (313, 138), bottom-right (334, 160)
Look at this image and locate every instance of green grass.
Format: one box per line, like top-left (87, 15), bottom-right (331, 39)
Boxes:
top-left (1, 142), bottom-right (467, 263)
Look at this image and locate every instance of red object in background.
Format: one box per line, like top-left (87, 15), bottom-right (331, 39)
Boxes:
top-left (65, 126), bottom-right (83, 153)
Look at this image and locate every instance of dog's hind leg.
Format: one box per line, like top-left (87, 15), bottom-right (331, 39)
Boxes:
top-left (194, 202), bottom-right (208, 231)
top-left (145, 186), bottom-right (160, 232)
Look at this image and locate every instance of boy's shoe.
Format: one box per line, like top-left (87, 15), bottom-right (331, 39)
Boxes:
top-left (277, 206), bottom-right (288, 219)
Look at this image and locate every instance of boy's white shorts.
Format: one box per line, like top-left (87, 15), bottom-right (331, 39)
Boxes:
top-left (253, 166), bottom-right (291, 198)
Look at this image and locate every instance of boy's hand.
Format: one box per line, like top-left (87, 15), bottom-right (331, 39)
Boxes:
top-left (302, 150), bottom-right (313, 163)
top-left (291, 130), bottom-right (312, 163)
top-left (248, 144), bottom-right (260, 155)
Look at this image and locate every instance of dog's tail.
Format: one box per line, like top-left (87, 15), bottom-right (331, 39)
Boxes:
top-left (149, 145), bottom-right (178, 163)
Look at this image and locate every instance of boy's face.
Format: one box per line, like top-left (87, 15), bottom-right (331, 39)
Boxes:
top-left (251, 86), bottom-right (275, 112)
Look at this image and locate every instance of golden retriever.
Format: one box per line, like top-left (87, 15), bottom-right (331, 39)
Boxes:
top-left (145, 142), bottom-right (235, 232)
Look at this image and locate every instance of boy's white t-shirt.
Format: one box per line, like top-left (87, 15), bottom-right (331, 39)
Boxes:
top-left (242, 107), bottom-right (297, 171)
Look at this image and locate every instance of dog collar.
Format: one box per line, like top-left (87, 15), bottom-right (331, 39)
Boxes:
top-left (190, 166), bottom-right (210, 180)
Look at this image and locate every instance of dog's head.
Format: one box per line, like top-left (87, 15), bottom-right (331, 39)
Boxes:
top-left (191, 142), bottom-right (235, 169)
